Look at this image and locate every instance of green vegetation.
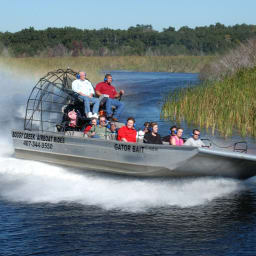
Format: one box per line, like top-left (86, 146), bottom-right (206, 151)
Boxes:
top-left (1, 23), bottom-right (256, 57)
top-left (162, 39), bottom-right (256, 138)
top-left (0, 55), bottom-right (213, 83)
top-left (161, 67), bottom-right (256, 137)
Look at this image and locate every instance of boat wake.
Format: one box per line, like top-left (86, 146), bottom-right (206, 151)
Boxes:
top-left (0, 140), bottom-right (245, 212)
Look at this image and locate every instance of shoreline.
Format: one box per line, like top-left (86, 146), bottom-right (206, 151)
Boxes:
top-left (0, 56), bottom-right (213, 83)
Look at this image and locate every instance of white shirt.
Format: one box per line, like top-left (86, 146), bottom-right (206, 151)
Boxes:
top-left (72, 79), bottom-right (95, 96)
top-left (184, 137), bottom-right (205, 147)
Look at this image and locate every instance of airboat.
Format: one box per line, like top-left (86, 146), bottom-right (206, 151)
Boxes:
top-left (12, 69), bottom-right (256, 180)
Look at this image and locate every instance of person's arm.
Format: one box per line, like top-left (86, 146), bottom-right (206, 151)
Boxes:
top-left (157, 134), bottom-right (163, 144)
top-left (170, 137), bottom-right (176, 145)
top-left (88, 126), bottom-right (96, 137)
top-left (114, 90), bottom-right (124, 98)
top-left (84, 125), bottom-right (92, 134)
top-left (105, 128), bottom-right (111, 138)
top-left (87, 81), bottom-right (95, 97)
top-left (72, 80), bottom-right (87, 96)
top-left (96, 90), bottom-right (103, 97)
top-left (184, 138), bottom-right (192, 146)
top-left (117, 127), bottom-right (127, 142)
top-left (95, 83), bottom-right (102, 97)
top-left (130, 129), bottom-right (137, 143)
top-left (143, 133), bottom-right (150, 143)
top-left (200, 140), bottom-right (205, 147)
top-left (72, 80), bottom-right (80, 94)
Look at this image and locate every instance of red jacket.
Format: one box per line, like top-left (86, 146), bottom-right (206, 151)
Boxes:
top-left (117, 126), bottom-right (137, 143)
top-left (95, 82), bottom-right (117, 99)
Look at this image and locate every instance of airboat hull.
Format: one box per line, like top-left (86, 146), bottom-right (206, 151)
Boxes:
top-left (12, 130), bottom-right (256, 180)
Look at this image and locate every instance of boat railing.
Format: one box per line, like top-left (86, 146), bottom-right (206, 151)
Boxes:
top-left (201, 138), bottom-right (212, 148)
top-left (233, 141), bottom-right (248, 153)
top-left (204, 138), bottom-right (248, 153)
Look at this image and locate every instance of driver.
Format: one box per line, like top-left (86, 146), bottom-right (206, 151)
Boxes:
top-left (95, 74), bottom-right (124, 122)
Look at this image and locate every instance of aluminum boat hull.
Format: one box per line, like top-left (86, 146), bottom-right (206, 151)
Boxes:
top-left (12, 130), bottom-right (256, 180)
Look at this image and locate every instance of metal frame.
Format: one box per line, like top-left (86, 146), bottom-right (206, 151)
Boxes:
top-left (24, 68), bottom-right (78, 132)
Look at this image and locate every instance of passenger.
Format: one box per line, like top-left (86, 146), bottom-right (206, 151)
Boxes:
top-left (143, 122), bottom-right (151, 134)
top-left (162, 125), bottom-right (177, 143)
top-left (170, 125), bottom-right (177, 136)
top-left (184, 129), bottom-right (205, 147)
top-left (88, 115), bottom-right (110, 139)
top-left (72, 71), bottom-right (100, 118)
top-left (83, 117), bottom-right (97, 134)
top-left (108, 122), bottom-right (118, 140)
top-left (143, 122), bottom-right (163, 144)
top-left (170, 128), bottom-right (184, 146)
top-left (95, 74), bottom-right (124, 122)
top-left (67, 109), bottom-right (78, 128)
top-left (137, 122), bottom-right (150, 142)
top-left (117, 117), bottom-right (137, 143)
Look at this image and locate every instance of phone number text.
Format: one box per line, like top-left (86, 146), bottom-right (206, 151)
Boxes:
top-left (23, 140), bottom-right (53, 150)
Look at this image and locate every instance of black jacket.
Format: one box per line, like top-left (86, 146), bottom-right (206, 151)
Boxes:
top-left (143, 133), bottom-right (163, 144)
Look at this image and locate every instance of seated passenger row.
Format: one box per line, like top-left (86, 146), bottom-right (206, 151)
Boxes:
top-left (82, 116), bottom-right (205, 147)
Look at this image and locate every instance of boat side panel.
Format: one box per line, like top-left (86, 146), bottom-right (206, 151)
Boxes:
top-left (176, 151), bottom-right (256, 179)
top-left (12, 130), bottom-right (199, 176)
top-left (14, 148), bottom-right (181, 177)
top-left (12, 130), bottom-right (256, 179)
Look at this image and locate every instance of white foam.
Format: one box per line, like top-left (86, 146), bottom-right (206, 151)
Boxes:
top-left (0, 144), bottom-right (243, 212)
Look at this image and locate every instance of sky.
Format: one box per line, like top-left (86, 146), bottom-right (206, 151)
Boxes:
top-left (0, 0), bottom-right (255, 32)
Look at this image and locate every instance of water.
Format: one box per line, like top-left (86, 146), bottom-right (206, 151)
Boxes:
top-left (0, 70), bottom-right (256, 256)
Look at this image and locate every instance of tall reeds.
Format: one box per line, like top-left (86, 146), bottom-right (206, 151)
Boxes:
top-left (161, 67), bottom-right (256, 137)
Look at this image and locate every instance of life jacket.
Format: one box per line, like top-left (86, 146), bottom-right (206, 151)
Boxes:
top-left (68, 109), bottom-right (77, 127)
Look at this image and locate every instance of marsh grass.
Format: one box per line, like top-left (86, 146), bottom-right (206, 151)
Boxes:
top-left (0, 56), bottom-right (213, 83)
top-left (161, 67), bottom-right (256, 137)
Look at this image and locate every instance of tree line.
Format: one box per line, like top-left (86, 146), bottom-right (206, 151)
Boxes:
top-left (0, 23), bottom-right (256, 57)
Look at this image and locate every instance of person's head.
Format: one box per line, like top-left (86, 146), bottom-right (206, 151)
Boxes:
top-left (110, 122), bottom-right (116, 132)
top-left (91, 117), bottom-right (97, 126)
top-left (105, 74), bottom-right (112, 84)
top-left (170, 125), bottom-right (177, 135)
top-left (192, 129), bottom-right (200, 140)
top-left (151, 122), bottom-right (158, 134)
top-left (143, 122), bottom-right (150, 132)
top-left (79, 71), bottom-right (86, 81)
top-left (126, 117), bottom-right (135, 129)
top-left (176, 128), bottom-right (183, 138)
top-left (99, 116), bottom-right (106, 126)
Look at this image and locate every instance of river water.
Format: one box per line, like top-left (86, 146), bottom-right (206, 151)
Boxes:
top-left (0, 70), bottom-right (256, 256)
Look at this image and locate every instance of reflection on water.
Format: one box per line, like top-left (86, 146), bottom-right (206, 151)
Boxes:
top-left (0, 70), bottom-right (256, 255)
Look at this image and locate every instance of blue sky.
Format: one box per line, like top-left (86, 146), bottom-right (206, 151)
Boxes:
top-left (1, 0), bottom-right (255, 32)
